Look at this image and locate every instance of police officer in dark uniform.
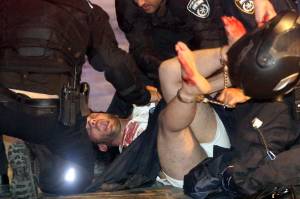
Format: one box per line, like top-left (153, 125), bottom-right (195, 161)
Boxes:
top-left (116, 0), bottom-right (226, 85)
top-left (111, 0), bottom-right (226, 117)
top-left (0, 0), bottom-right (152, 197)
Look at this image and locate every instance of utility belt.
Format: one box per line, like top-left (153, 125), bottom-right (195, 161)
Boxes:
top-left (0, 82), bottom-right (90, 127)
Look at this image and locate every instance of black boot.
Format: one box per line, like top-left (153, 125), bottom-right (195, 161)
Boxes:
top-left (7, 142), bottom-right (38, 199)
top-left (0, 174), bottom-right (10, 198)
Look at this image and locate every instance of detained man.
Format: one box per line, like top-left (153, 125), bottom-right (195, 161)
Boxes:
top-left (86, 59), bottom-right (231, 189)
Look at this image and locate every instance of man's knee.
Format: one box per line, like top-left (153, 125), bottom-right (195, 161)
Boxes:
top-left (159, 59), bottom-right (180, 82)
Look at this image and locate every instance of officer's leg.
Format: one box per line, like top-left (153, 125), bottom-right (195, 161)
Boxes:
top-left (0, 103), bottom-right (95, 195)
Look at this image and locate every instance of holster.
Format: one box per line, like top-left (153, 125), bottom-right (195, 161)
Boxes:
top-left (58, 82), bottom-right (90, 127)
top-left (0, 81), bottom-right (90, 127)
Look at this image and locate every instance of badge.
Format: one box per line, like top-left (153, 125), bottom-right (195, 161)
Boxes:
top-left (187, 0), bottom-right (210, 18)
top-left (234, 0), bottom-right (254, 15)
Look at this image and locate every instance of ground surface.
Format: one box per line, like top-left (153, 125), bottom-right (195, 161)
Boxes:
top-left (44, 187), bottom-right (191, 199)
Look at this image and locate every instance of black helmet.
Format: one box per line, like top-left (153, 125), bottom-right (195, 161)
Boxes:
top-left (227, 11), bottom-right (300, 99)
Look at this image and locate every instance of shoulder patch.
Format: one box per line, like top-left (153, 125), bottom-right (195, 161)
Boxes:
top-left (187, 0), bottom-right (210, 18)
top-left (234, 0), bottom-right (254, 15)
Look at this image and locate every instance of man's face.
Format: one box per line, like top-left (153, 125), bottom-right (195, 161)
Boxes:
top-left (134, 0), bottom-right (162, 14)
top-left (86, 113), bottom-right (121, 145)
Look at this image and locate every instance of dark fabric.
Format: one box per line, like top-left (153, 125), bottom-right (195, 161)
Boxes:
top-left (0, 138), bottom-right (7, 175)
top-left (229, 101), bottom-right (300, 195)
top-left (106, 93), bottom-right (133, 118)
top-left (115, 0), bottom-right (226, 84)
top-left (184, 100), bottom-right (300, 198)
top-left (0, 103), bottom-right (95, 194)
top-left (86, 101), bottom-right (165, 192)
top-left (28, 143), bottom-right (94, 195)
top-left (184, 154), bottom-right (235, 199)
top-left (0, 0), bottom-right (150, 105)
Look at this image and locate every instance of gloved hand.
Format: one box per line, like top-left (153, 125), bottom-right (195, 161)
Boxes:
top-left (253, 0), bottom-right (276, 27)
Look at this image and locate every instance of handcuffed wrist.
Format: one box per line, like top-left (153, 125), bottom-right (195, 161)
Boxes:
top-left (220, 46), bottom-right (229, 66)
top-left (176, 89), bottom-right (197, 103)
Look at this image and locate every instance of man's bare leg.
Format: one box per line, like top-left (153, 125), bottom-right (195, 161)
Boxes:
top-left (160, 41), bottom-right (222, 141)
top-left (157, 47), bottom-right (218, 181)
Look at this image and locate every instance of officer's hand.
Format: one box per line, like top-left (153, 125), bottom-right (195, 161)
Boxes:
top-left (217, 88), bottom-right (250, 108)
top-left (254, 0), bottom-right (276, 27)
top-left (146, 85), bottom-right (162, 103)
top-left (221, 16), bottom-right (247, 46)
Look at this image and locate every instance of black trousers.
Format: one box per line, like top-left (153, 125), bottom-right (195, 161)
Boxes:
top-left (0, 137), bottom-right (7, 175)
top-left (0, 102), bottom-right (95, 194)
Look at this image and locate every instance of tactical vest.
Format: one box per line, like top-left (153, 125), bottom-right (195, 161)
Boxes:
top-left (0, 0), bottom-right (92, 94)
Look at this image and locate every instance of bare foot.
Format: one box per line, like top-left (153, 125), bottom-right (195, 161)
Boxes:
top-left (221, 16), bottom-right (247, 46)
top-left (175, 41), bottom-right (211, 94)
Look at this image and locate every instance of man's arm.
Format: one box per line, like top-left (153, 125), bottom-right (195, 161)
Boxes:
top-left (115, 0), bottom-right (161, 81)
top-left (86, 5), bottom-right (150, 105)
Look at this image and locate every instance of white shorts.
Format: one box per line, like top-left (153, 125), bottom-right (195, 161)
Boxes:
top-left (157, 110), bottom-right (231, 188)
top-left (156, 171), bottom-right (184, 188)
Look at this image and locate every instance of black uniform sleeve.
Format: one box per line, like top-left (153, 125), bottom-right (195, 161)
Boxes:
top-left (86, 5), bottom-right (150, 105)
top-left (193, 0), bottom-right (227, 48)
top-left (172, 0), bottom-right (227, 49)
top-left (115, 0), bottom-right (161, 81)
